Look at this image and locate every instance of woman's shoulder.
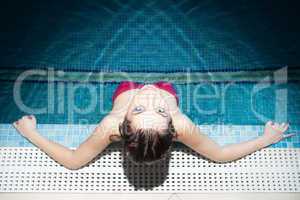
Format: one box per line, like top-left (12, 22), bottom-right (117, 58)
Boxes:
top-left (171, 112), bottom-right (195, 141)
top-left (102, 112), bottom-right (124, 126)
top-left (92, 113), bottom-right (124, 143)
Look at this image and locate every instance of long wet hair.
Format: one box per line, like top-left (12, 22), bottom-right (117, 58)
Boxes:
top-left (114, 117), bottom-right (177, 164)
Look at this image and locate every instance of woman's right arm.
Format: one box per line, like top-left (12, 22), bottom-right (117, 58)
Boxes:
top-left (13, 114), bottom-right (120, 170)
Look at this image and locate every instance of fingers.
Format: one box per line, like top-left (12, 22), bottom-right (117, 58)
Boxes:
top-left (268, 121), bottom-right (280, 132)
top-left (266, 121), bottom-right (273, 126)
top-left (12, 115), bottom-right (35, 126)
top-left (281, 123), bottom-right (289, 132)
top-left (21, 115), bottom-right (35, 120)
top-left (267, 121), bottom-right (289, 133)
top-left (13, 121), bottom-right (18, 127)
top-left (273, 122), bottom-right (280, 130)
top-left (25, 115), bottom-right (34, 120)
top-left (282, 133), bottom-right (295, 139)
top-left (276, 122), bottom-right (289, 133)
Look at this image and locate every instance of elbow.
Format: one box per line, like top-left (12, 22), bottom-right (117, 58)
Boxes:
top-left (64, 162), bottom-right (82, 170)
top-left (209, 152), bottom-right (232, 163)
top-left (212, 157), bottom-right (230, 163)
top-left (63, 152), bottom-right (83, 170)
top-left (65, 165), bottom-right (79, 170)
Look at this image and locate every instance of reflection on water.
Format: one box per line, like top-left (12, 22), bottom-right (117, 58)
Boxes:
top-left (0, 0), bottom-right (299, 71)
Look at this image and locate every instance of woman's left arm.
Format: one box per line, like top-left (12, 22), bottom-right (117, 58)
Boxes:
top-left (173, 113), bottom-right (294, 163)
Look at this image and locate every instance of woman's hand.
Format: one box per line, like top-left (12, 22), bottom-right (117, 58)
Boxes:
top-left (13, 115), bottom-right (38, 138)
top-left (261, 121), bottom-right (294, 146)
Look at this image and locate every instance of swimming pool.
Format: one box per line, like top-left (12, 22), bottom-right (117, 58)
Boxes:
top-left (0, 0), bottom-right (299, 193)
top-left (0, 68), bottom-right (299, 148)
top-left (0, 0), bottom-right (299, 72)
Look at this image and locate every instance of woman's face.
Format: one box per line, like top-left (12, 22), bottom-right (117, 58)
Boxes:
top-left (126, 85), bottom-right (171, 131)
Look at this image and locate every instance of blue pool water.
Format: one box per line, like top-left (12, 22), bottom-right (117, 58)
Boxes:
top-left (0, 80), bottom-right (300, 125)
top-left (0, 78), bottom-right (299, 148)
top-left (0, 0), bottom-right (299, 72)
top-left (0, 0), bottom-right (299, 148)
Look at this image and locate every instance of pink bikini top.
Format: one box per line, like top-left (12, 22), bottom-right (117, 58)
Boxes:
top-left (112, 81), bottom-right (179, 105)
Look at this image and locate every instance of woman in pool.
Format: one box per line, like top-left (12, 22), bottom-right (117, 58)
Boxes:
top-left (13, 81), bottom-right (293, 169)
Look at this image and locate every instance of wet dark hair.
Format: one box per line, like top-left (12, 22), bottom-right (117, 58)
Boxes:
top-left (115, 117), bottom-right (177, 164)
